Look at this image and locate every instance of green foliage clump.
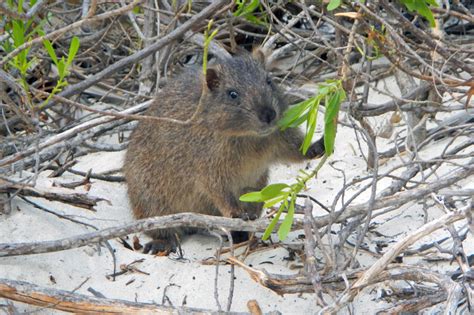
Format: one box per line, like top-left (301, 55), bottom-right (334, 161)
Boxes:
top-left (233, 0), bottom-right (267, 26)
top-left (240, 80), bottom-right (346, 241)
top-left (1, 0), bottom-right (80, 108)
top-left (400, 0), bottom-right (438, 27)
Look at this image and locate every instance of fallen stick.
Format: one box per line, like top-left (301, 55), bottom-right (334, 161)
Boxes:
top-left (0, 278), bottom-right (244, 314)
top-left (0, 213), bottom-right (270, 257)
top-left (0, 180), bottom-right (104, 210)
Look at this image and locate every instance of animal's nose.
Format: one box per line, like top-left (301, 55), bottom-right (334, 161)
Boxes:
top-left (258, 107), bottom-right (276, 124)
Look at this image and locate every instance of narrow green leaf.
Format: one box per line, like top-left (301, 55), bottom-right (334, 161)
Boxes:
top-left (416, 3), bottom-right (436, 27)
top-left (263, 195), bottom-right (287, 208)
top-left (12, 20), bottom-right (25, 47)
top-left (18, 0), bottom-right (25, 13)
top-left (323, 89), bottom-right (344, 155)
top-left (400, 0), bottom-right (437, 28)
top-left (278, 98), bottom-right (312, 129)
top-left (327, 0), bottom-right (341, 11)
top-left (233, 0), bottom-right (245, 16)
top-left (301, 100), bottom-right (318, 154)
top-left (240, 0), bottom-right (260, 16)
top-left (288, 112), bottom-right (309, 129)
top-left (42, 39), bottom-right (58, 66)
top-left (400, 0), bottom-right (416, 11)
top-left (262, 203), bottom-right (285, 240)
top-left (239, 191), bottom-right (263, 202)
top-left (57, 58), bottom-right (66, 77)
top-left (261, 183), bottom-right (289, 199)
top-left (67, 36), bottom-right (80, 66)
top-left (277, 197), bottom-right (295, 240)
top-left (425, 0), bottom-right (438, 5)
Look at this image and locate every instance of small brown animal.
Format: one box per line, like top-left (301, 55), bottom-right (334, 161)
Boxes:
top-left (124, 52), bottom-right (324, 254)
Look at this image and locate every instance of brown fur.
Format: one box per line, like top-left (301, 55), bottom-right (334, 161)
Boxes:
top-left (124, 54), bottom-right (324, 250)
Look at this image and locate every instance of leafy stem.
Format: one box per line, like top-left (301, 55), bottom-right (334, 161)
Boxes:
top-left (240, 80), bottom-right (345, 240)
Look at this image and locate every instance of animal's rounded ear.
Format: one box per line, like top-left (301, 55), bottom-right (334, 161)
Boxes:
top-left (205, 68), bottom-right (220, 91)
top-left (252, 48), bottom-right (267, 65)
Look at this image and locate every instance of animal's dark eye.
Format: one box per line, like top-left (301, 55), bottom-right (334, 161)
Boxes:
top-left (228, 90), bottom-right (238, 99)
top-left (266, 77), bottom-right (272, 85)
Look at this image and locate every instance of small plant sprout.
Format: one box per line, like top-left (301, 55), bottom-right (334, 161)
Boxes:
top-left (202, 20), bottom-right (218, 76)
top-left (233, 0), bottom-right (267, 26)
top-left (40, 36), bottom-right (80, 108)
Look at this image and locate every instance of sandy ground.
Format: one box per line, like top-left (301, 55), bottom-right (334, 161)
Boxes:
top-left (1, 79), bottom-right (472, 314)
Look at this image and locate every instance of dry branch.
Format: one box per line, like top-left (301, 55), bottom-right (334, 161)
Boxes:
top-left (0, 278), bottom-right (244, 314)
top-left (0, 180), bottom-right (103, 210)
top-left (0, 101), bottom-right (151, 171)
top-left (316, 163), bottom-right (473, 227)
top-left (0, 0), bottom-right (143, 68)
top-left (0, 213), bottom-right (269, 257)
top-left (55, 0), bottom-right (231, 102)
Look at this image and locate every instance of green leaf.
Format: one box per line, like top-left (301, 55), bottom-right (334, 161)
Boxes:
top-left (234, 0), bottom-right (259, 17)
top-left (416, 3), bottom-right (436, 27)
top-left (400, 0), bottom-right (416, 11)
top-left (18, 0), bottom-right (24, 13)
top-left (400, 0), bottom-right (437, 28)
top-left (323, 89), bottom-right (344, 155)
top-left (263, 195), bottom-right (287, 208)
top-left (42, 39), bottom-right (58, 66)
top-left (327, 0), bottom-right (341, 11)
top-left (288, 112), bottom-right (309, 129)
top-left (262, 202), bottom-right (285, 240)
top-left (57, 58), bottom-right (66, 77)
top-left (67, 36), bottom-right (80, 66)
top-left (278, 98), bottom-right (312, 129)
top-left (277, 197), bottom-right (295, 240)
top-left (261, 183), bottom-right (289, 199)
top-left (233, 0), bottom-right (245, 16)
top-left (239, 191), bottom-right (263, 202)
top-left (301, 100), bottom-right (318, 154)
top-left (132, 6), bottom-right (141, 14)
top-left (12, 20), bottom-right (25, 47)
top-left (202, 20), bottom-right (218, 75)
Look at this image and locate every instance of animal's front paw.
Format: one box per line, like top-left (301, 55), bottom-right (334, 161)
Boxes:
top-left (238, 211), bottom-right (258, 221)
top-left (306, 137), bottom-right (325, 159)
top-left (143, 239), bottom-right (177, 255)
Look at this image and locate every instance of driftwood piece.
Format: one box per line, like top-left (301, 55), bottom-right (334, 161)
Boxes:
top-left (0, 213), bottom-right (270, 257)
top-left (228, 257), bottom-right (314, 295)
top-left (0, 278), bottom-right (244, 314)
top-left (0, 179), bottom-right (104, 210)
